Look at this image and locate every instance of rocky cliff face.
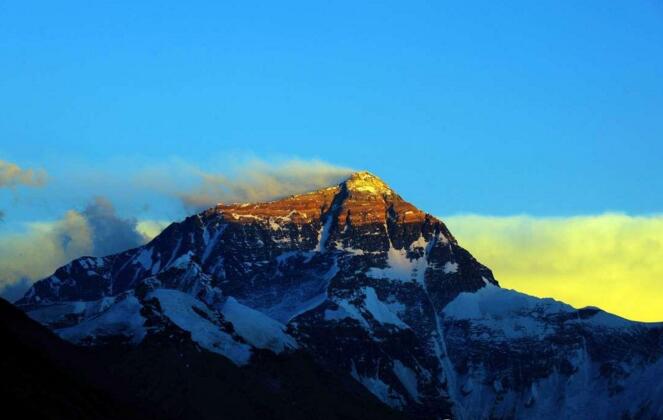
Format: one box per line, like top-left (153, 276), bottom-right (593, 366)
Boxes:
top-left (17, 172), bottom-right (663, 419)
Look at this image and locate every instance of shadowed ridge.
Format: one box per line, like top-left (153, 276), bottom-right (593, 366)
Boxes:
top-left (0, 297), bottom-right (147, 419)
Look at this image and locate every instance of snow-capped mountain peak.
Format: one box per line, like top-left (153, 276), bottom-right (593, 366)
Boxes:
top-left (16, 172), bottom-right (663, 420)
top-left (344, 171), bottom-right (394, 196)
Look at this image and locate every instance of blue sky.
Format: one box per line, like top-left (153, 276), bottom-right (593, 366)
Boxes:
top-left (1, 1), bottom-right (663, 318)
top-left (2, 0), bottom-right (662, 221)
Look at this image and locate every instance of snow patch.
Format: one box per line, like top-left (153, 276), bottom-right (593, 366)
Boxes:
top-left (444, 284), bottom-right (573, 321)
top-left (367, 245), bottom-right (428, 284)
top-left (168, 251), bottom-right (194, 269)
top-left (253, 258), bottom-right (338, 323)
top-left (577, 309), bottom-right (634, 329)
top-left (316, 210), bottom-right (335, 252)
top-left (134, 247), bottom-right (154, 270)
top-left (151, 289), bottom-right (251, 365)
top-left (324, 300), bottom-right (370, 328)
top-left (28, 297), bottom-right (116, 326)
top-left (221, 297), bottom-right (298, 353)
top-left (362, 287), bottom-right (408, 328)
top-left (202, 224), bottom-right (226, 264)
top-left (393, 360), bottom-right (421, 402)
top-left (443, 261), bottom-right (459, 274)
top-left (443, 284), bottom-right (575, 339)
top-left (355, 374), bottom-right (404, 408)
top-left (57, 295), bottom-right (146, 344)
top-left (325, 287), bottom-right (408, 330)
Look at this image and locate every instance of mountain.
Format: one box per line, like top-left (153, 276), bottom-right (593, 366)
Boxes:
top-left (16, 171), bottom-right (663, 419)
top-left (0, 296), bottom-right (146, 419)
top-left (1, 294), bottom-right (401, 420)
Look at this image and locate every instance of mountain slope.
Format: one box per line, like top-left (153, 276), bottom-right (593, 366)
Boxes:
top-left (0, 297), bottom-right (146, 419)
top-left (1, 294), bottom-right (403, 420)
top-left (17, 172), bottom-right (663, 419)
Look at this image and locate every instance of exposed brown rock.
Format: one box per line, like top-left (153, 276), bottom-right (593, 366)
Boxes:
top-left (207, 172), bottom-right (431, 230)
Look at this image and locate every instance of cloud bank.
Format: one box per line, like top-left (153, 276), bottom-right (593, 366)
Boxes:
top-left (0, 197), bottom-right (168, 301)
top-left (82, 197), bottom-right (146, 257)
top-left (0, 159), bottom-right (47, 188)
top-left (445, 213), bottom-right (663, 322)
top-left (0, 210), bottom-right (92, 298)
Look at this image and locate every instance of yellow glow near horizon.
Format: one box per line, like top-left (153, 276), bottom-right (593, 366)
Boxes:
top-left (445, 213), bottom-right (663, 323)
top-left (136, 220), bottom-right (172, 242)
